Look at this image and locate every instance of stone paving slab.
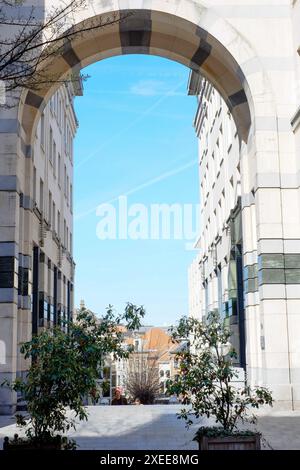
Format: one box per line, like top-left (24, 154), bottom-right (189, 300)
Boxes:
top-left (0, 405), bottom-right (300, 450)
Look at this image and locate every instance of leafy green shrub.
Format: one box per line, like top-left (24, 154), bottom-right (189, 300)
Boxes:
top-left (167, 312), bottom-right (273, 435)
top-left (2, 303), bottom-right (145, 446)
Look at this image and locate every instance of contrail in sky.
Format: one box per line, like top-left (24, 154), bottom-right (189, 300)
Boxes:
top-left (74, 157), bottom-right (197, 221)
top-left (74, 78), bottom-right (187, 171)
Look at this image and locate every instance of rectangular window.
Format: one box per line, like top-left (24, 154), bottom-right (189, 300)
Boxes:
top-left (70, 184), bottom-right (73, 212)
top-left (57, 211), bottom-right (60, 238)
top-left (52, 201), bottom-right (56, 232)
top-left (216, 139), bottom-right (220, 166)
top-left (66, 176), bottom-right (69, 204)
top-left (64, 219), bottom-right (66, 247)
top-left (40, 113), bottom-right (45, 148)
top-left (33, 166), bottom-right (37, 203)
top-left (48, 191), bottom-right (52, 226)
top-left (39, 179), bottom-right (44, 213)
top-left (217, 265), bottom-right (222, 318)
top-left (204, 281), bottom-right (209, 317)
top-left (49, 127), bottom-right (53, 165)
top-left (227, 112), bottom-right (233, 150)
top-left (66, 227), bottom-right (69, 251)
top-left (53, 141), bottom-right (56, 177)
top-left (64, 115), bottom-right (67, 151)
top-left (64, 165), bottom-right (67, 196)
top-left (58, 98), bottom-right (62, 128)
top-left (218, 199), bottom-right (222, 232)
top-left (67, 127), bottom-right (70, 156)
top-left (70, 232), bottom-right (72, 255)
top-left (58, 153), bottom-right (61, 186)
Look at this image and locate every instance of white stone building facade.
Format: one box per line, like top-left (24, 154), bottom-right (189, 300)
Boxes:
top-left (1, 79), bottom-right (81, 404)
top-left (32, 78), bottom-right (81, 332)
top-left (188, 74), bottom-right (245, 365)
top-left (1, 0), bottom-right (300, 412)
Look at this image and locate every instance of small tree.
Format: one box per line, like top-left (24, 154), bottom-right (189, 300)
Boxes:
top-left (2, 303), bottom-right (145, 447)
top-left (125, 350), bottom-right (160, 404)
top-left (167, 312), bottom-right (273, 436)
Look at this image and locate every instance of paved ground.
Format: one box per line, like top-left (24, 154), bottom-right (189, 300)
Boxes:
top-left (0, 405), bottom-right (300, 450)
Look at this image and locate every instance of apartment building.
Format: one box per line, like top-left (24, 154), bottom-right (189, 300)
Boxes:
top-left (188, 73), bottom-right (245, 367)
top-left (30, 78), bottom-right (82, 338)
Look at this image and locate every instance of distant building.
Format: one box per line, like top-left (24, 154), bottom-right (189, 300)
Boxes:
top-left (73, 299), bottom-right (98, 323)
top-left (110, 326), bottom-right (180, 402)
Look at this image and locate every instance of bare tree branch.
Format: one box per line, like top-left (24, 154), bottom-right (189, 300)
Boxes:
top-left (0, 1), bottom-right (133, 98)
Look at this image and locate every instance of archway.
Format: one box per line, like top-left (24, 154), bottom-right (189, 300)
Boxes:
top-left (1, 0), bottom-right (299, 414)
top-left (19, 7), bottom-right (253, 145)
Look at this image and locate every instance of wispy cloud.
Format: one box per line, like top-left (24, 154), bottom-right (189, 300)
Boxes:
top-left (74, 156), bottom-right (197, 221)
top-left (75, 98), bottom-right (189, 120)
top-left (88, 63), bottom-right (187, 79)
top-left (75, 78), bottom-right (187, 171)
top-left (130, 79), bottom-right (185, 97)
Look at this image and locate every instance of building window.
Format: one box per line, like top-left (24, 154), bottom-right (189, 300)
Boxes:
top-left (55, 93), bottom-right (58, 115)
top-left (57, 211), bottom-right (60, 238)
top-left (218, 199), bottom-right (222, 232)
top-left (217, 265), bottom-right (222, 318)
top-left (70, 138), bottom-right (73, 163)
top-left (70, 184), bottom-right (73, 212)
top-left (66, 176), bottom-right (69, 204)
top-left (68, 127), bottom-right (71, 156)
top-left (33, 166), bottom-right (37, 203)
top-left (39, 179), bottom-right (44, 213)
top-left (52, 201), bottom-right (56, 232)
top-left (64, 113), bottom-right (67, 151)
top-left (48, 191), bottom-right (52, 226)
top-left (204, 280), bottom-right (209, 317)
top-left (49, 127), bottom-right (53, 165)
top-left (58, 98), bottom-right (62, 128)
top-left (53, 141), bottom-right (56, 177)
top-left (58, 153), bottom-right (61, 186)
top-left (64, 165), bottom-right (67, 196)
top-left (40, 113), bottom-right (45, 148)
top-left (64, 219), bottom-right (66, 248)
top-left (227, 112), bottom-right (233, 150)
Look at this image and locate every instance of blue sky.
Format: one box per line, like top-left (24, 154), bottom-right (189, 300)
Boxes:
top-left (73, 55), bottom-right (199, 326)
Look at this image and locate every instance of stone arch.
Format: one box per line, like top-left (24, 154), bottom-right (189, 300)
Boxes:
top-left (17, 1), bottom-right (270, 148)
top-left (2, 0), bottom-right (298, 413)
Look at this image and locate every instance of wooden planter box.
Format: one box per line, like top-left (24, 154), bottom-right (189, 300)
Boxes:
top-left (197, 434), bottom-right (261, 450)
